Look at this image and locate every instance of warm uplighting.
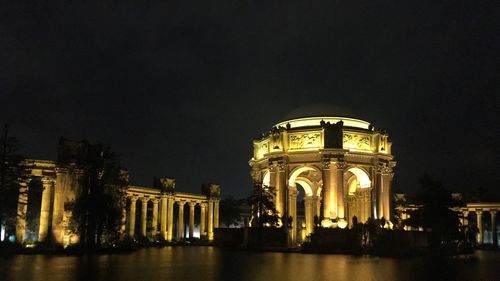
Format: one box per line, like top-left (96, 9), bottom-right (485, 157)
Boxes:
top-left (337, 219), bottom-right (347, 229)
top-left (321, 219), bottom-right (334, 228)
top-left (275, 116), bottom-right (371, 130)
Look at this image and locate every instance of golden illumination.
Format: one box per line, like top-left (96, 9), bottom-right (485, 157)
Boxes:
top-left (249, 115), bottom-right (396, 246)
top-left (275, 116), bottom-right (371, 130)
top-left (337, 218), bottom-right (347, 229)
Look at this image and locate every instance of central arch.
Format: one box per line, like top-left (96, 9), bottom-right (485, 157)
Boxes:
top-left (288, 166), bottom-right (322, 243)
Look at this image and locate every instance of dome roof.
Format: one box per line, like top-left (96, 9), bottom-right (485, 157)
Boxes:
top-left (276, 104), bottom-right (371, 130)
top-left (283, 103), bottom-right (356, 120)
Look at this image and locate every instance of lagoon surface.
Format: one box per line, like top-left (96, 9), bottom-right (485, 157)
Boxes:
top-left (1, 247), bottom-right (499, 281)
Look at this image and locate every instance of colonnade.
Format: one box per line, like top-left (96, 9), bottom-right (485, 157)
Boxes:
top-left (462, 203), bottom-right (499, 247)
top-left (124, 195), bottom-right (220, 241)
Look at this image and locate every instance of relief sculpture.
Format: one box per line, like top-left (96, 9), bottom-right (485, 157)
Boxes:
top-left (343, 133), bottom-right (371, 151)
top-left (289, 133), bottom-right (321, 149)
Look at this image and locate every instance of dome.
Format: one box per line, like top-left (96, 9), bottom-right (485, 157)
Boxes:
top-left (282, 103), bottom-right (356, 120)
top-left (276, 104), bottom-right (371, 130)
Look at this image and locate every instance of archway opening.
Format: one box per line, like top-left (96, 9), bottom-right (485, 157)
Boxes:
top-left (345, 167), bottom-right (372, 226)
top-left (288, 166), bottom-right (322, 243)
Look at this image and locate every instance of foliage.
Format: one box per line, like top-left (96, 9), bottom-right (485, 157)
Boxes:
top-left (219, 196), bottom-right (242, 227)
top-left (248, 181), bottom-right (279, 228)
top-left (68, 143), bottom-right (128, 248)
top-left (0, 124), bottom-right (26, 240)
top-left (404, 175), bottom-right (464, 248)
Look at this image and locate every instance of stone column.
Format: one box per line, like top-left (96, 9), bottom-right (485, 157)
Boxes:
top-left (491, 210), bottom-right (497, 247)
top-left (322, 158), bottom-right (335, 220)
top-left (38, 178), bottom-right (54, 242)
top-left (476, 210), bottom-right (483, 244)
top-left (376, 173), bottom-right (384, 219)
top-left (189, 202), bottom-right (196, 238)
top-left (15, 179), bottom-right (30, 243)
top-left (177, 201), bottom-right (186, 240)
top-left (269, 166), bottom-right (278, 213)
top-left (160, 195), bottom-right (168, 240)
top-left (304, 196), bottom-right (313, 235)
top-left (461, 210), bottom-right (469, 226)
top-left (335, 161), bottom-right (346, 221)
top-left (214, 200), bottom-right (220, 228)
top-left (140, 198), bottom-right (148, 237)
top-left (288, 188), bottom-right (298, 244)
top-left (120, 207), bottom-right (127, 235)
top-left (208, 200), bottom-right (214, 241)
top-left (275, 162), bottom-right (287, 223)
top-left (151, 199), bottom-right (159, 236)
top-left (128, 197), bottom-right (137, 237)
top-left (200, 203), bottom-right (207, 239)
top-left (167, 196), bottom-right (174, 241)
top-left (52, 168), bottom-right (67, 243)
top-left (382, 174), bottom-right (393, 223)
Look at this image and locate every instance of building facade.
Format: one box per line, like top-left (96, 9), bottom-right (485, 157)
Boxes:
top-left (249, 116), bottom-right (396, 244)
top-left (13, 138), bottom-right (220, 246)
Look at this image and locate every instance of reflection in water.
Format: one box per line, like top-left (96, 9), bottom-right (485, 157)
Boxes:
top-left (1, 248), bottom-right (499, 281)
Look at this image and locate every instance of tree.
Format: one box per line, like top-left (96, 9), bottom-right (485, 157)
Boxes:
top-left (404, 175), bottom-right (463, 249)
top-left (219, 196), bottom-right (242, 227)
top-left (248, 181), bottom-right (279, 228)
top-left (0, 124), bottom-right (25, 242)
top-left (68, 143), bottom-right (128, 248)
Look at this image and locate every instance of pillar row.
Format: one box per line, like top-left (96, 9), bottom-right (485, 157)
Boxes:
top-left (160, 195), bottom-right (168, 240)
top-left (188, 202), bottom-right (196, 239)
top-left (200, 204), bottom-right (207, 238)
top-left (476, 210), bottom-right (483, 244)
top-left (140, 198), bottom-right (148, 236)
top-left (38, 178), bottom-right (54, 242)
top-left (208, 200), bottom-right (214, 241)
top-left (177, 201), bottom-right (186, 240)
top-left (128, 197), bottom-right (138, 237)
top-left (152, 199), bottom-right (159, 236)
top-left (167, 196), bottom-right (174, 241)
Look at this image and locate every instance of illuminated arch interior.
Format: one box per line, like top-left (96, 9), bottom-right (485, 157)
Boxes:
top-left (347, 167), bottom-right (371, 189)
top-left (262, 171), bottom-right (270, 187)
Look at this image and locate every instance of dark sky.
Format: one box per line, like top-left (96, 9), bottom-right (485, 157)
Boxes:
top-left (1, 1), bottom-right (498, 199)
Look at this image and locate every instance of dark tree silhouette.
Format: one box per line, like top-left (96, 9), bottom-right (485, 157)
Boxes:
top-left (404, 175), bottom-right (463, 249)
top-left (219, 196), bottom-right (242, 227)
top-left (68, 143), bottom-right (128, 248)
top-left (0, 124), bottom-right (25, 242)
top-left (249, 182), bottom-right (279, 228)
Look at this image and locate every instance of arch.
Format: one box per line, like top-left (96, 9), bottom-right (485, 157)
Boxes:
top-left (346, 167), bottom-right (371, 188)
top-left (295, 178), bottom-right (314, 196)
top-left (289, 165), bottom-right (321, 186)
top-left (262, 170), bottom-right (270, 187)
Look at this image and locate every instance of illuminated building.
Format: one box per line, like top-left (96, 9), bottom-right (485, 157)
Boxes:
top-left (13, 138), bottom-right (220, 246)
top-left (249, 116), bottom-right (396, 245)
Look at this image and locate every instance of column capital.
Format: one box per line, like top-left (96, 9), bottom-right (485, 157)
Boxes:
top-left (476, 209), bottom-right (483, 215)
top-left (188, 201), bottom-right (197, 207)
top-left (334, 161), bottom-right (346, 170)
top-left (55, 167), bottom-right (68, 174)
top-left (322, 158), bottom-right (331, 170)
top-left (177, 200), bottom-right (186, 206)
top-left (277, 161), bottom-right (287, 172)
top-left (151, 198), bottom-right (160, 204)
top-left (140, 197), bottom-right (149, 203)
top-left (130, 196), bottom-right (139, 202)
top-left (491, 210), bottom-right (497, 216)
top-left (41, 177), bottom-right (55, 185)
top-left (376, 162), bottom-right (393, 175)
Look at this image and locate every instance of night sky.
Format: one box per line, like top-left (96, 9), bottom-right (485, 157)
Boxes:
top-left (1, 1), bottom-right (498, 199)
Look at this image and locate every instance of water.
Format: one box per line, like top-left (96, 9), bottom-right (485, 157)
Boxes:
top-left (1, 247), bottom-right (499, 281)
